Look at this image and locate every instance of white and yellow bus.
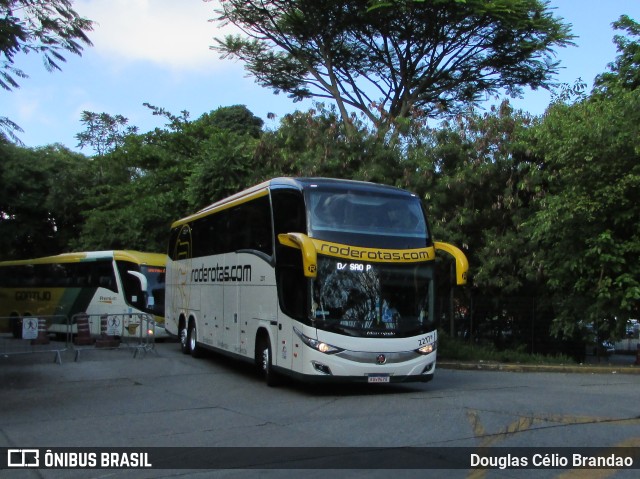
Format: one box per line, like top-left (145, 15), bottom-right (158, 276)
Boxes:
top-left (0, 250), bottom-right (167, 337)
top-left (165, 178), bottom-right (467, 385)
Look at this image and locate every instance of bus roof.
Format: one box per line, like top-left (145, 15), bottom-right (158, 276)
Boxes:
top-left (171, 177), bottom-right (417, 228)
top-left (0, 251), bottom-right (167, 267)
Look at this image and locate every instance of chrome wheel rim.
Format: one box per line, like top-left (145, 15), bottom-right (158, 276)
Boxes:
top-left (262, 345), bottom-right (269, 372)
top-left (189, 326), bottom-right (196, 351)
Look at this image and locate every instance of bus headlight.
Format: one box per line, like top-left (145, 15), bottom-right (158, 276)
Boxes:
top-left (416, 340), bottom-right (437, 355)
top-left (294, 327), bottom-right (343, 354)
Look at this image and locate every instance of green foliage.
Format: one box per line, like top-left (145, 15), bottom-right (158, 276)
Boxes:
top-left (0, 141), bottom-right (89, 259)
top-left (0, 0), bottom-right (93, 90)
top-left (187, 130), bottom-right (261, 209)
top-left (527, 89), bottom-right (640, 339)
top-left (0, 0), bottom-right (94, 140)
top-left (73, 127), bottom-right (191, 252)
top-left (76, 186), bottom-right (181, 253)
top-left (408, 101), bottom-right (541, 291)
top-left (258, 104), bottom-right (403, 182)
top-left (71, 105), bottom-right (267, 252)
top-left (75, 111), bottom-right (138, 156)
top-left (402, 101), bottom-right (554, 348)
top-left (202, 105), bottom-right (264, 139)
top-left (594, 15), bottom-right (640, 94)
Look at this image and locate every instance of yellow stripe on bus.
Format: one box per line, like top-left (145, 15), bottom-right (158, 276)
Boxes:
top-left (314, 239), bottom-right (435, 263)
top-left (171, 187), bottom-right (270, 228)
top-left (278, 233), bottom-right (435, 266)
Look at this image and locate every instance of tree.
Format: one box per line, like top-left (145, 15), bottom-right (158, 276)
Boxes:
top-left (75, 111), bottom-right (138, 156)
top-left (0, 140), bottom-right (90, 259)
top-left (1, 0), bottom-right (94, 140)
top-left (524, 16), bottom-right (640, 340)
top-left (594, 15), bottom-right (640, 94)
top-left (213, 0), bottom-right (573, 137)
top-left (201, 104), bottom-right (264, 139)
top-left (405, 101), bottom-right (549, 349)
top-left (72, 105), bottom-right (267, 251)
top-left (257, 103), bottom-right (404, 181)
top-left (187, 129), bottom-right (261, 209)
top-left (527, 90), bottom-right (640, 340)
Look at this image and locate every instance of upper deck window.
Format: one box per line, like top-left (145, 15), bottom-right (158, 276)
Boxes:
top-left (305, 186), bottom-right (430, 249)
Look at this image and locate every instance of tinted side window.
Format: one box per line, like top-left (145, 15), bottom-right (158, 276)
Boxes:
top-left (228, 195), bottom-right (273, 255)
top-left (187, 194), bottom-right (273, 258)
top-left (271, 189), bottom-right (306, 236)
top-left (272, 189), bottom-right (308, 322)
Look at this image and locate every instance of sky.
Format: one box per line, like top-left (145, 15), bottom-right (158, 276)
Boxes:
top-left (4, 0), bottom-right (640, 152)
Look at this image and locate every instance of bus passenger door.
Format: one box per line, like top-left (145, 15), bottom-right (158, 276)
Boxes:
top-left (202, 278), bottom-right (223, 348)
top-left (237, 258), bottom-right (280, 362)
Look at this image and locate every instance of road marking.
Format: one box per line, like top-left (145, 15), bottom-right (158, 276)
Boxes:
top-left (465, 410), bottom-right (640, 479)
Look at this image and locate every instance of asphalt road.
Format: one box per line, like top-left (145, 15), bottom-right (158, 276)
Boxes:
top-left (1, 340), bottom-right (639, 479)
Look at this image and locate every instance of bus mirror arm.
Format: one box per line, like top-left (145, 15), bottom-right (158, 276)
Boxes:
top-left (277, 233), bottom-right (318, 278)
top-left (434, 242), bottom-right (469, 286)
top-left (127, 270), bottom-right (148, 291)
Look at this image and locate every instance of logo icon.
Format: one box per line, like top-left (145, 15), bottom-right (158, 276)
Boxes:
top-left (376, 354), bottom-right (387, 365)
top-left (7, 449), bottom-right (39, 467)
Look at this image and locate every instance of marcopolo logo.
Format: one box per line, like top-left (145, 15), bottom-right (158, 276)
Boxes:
top-left (190, 263), bottom-right (252, 283)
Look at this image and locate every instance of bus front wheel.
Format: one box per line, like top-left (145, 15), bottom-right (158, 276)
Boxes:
top-left (257, 337), bottom-right (279, 387)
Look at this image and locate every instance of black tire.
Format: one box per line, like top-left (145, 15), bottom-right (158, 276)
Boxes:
top-left (11, 314), bottom-right (22, 339)
top-left (188, 321), bottom-right (202, 358)
top-left (257, 336), bottom-right (279, 387)
top-left (180, 321), bottom-right (190, 355)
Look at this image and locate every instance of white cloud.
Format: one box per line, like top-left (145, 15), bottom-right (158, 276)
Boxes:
top-left (77, 0), bottom-right (238, 71)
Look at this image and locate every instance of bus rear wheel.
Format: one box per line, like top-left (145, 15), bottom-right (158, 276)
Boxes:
top-left (10, 313), bottom-right (22, 339)
top-left (180, 321), bottom-right (190, 355)
top-left (188, 321), bottom-right (202, 358)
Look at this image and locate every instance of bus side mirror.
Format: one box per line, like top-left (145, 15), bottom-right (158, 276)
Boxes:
top-left (434, 242), bottom-right (469, 285)
top-left (127, 270), bottom-right (148, 291)
top-left (278, 233), bottom-right (318, 278)
top-left (127, 270), bottom-right (149, 305)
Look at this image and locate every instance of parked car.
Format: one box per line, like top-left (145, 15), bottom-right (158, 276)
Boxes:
top-left (580, 321), bottom-right (615, 357)
top-left (626, 319), bottom-right (639, 338)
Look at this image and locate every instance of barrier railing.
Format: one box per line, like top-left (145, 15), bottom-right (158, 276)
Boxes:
top-left (70, 313), bottom-right (157, 361)
top-left (0, 315), bottom-right (69, 364)
top-left (0, 313), bottom-right (157, 363)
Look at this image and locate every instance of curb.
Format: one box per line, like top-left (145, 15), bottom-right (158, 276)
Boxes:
top-left (438, 361), bottom-right (640, 375)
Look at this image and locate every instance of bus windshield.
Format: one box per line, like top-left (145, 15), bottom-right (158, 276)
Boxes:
top-left (306, 186), bottom-right (429, 249)
top-left (141, 265), bottom-right (166, 317)
top-left (117, 261), bottom-right (166, 317)
top-left (311, 258), bottom-right (434, 338)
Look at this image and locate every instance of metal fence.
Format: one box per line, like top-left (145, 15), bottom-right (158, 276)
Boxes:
top-left (0, 312), bottom-right (157, 363)
top-left (70, 313), bottom-right (157, 361)
top-left (0, 315), bottom-right (69, 364)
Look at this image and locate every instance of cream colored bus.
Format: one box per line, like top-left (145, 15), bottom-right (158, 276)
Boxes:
top-left (165, 178), bottom-right (467, 385)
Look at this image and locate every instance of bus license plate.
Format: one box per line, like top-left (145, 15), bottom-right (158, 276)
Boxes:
top-left (367, 374), bottom-right (390, 383)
